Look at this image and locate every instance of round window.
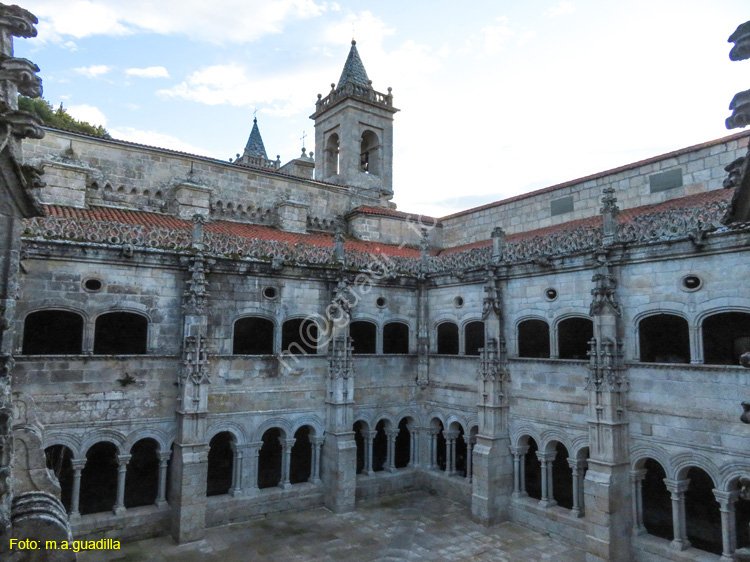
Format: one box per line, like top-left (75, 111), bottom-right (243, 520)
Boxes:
top-left (454, 296), bottom-right (464, 308)
top-left (376, 297), bottom-right (387, 308)
top-left (681, 275), bottom-right (702, 292)
top-left (263, 287), bottom-right (278, 299)
top-left (544, 288), bottom-right (558, 301)
top-left (83, 278), bottom-right (103, 292)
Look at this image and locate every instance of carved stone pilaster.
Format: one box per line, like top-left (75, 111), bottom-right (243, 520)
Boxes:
top-left (585, 250), bottom-right (631, 562)
top-left (600, 187), bottom-right (619, 246)
top-left (416, 280), bottom-right (429, 388)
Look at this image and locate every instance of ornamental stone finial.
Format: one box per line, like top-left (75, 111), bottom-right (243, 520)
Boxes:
top-left (729, 21), bottom-right (750, 61)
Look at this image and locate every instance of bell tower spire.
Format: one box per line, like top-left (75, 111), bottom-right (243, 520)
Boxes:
top-left (311, 40), bottom-right (399, 202)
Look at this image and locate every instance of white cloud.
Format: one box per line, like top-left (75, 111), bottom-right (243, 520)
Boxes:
top-left (108, 126), bottom-right (219, 158)
top-left (480, 17), bottom-right (515, 55)
top-left (62, 40), bottom-right (78, 51)
top-left (65, 104), bottom-right (107, 126)
top-left (25, 0), bottom-right (327, 45)
top-left (544, 2), bottom-right (575, 17)
top-left (73, 64), bottom-right (111, 78)
top-left (126, 66), bottom-right (170, 79)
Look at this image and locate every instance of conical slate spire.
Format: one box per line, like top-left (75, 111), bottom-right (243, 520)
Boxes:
top-left (243, 117), bottom-right (268, 160)
top-left (337, 39), bottom-right (370, 89)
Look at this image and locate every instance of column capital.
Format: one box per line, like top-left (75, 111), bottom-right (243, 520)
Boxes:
top-left (117, 453), bottom-right (132, 466)
top-left (510, 445), bottom-right (529, 456)
top-left (429, 427), bottom-right (442, 436)
top-left (280, 437), bottom-right (296, 448)
top-left (444, 431), bottom-right (459, 440)
top-left (629, 468), bottom-right (647, 482)
top-left (568, 458), bottom-right (588, 471)
top-left (311, 436), bottom-right (326, 446)
top-left (361, 430), bottom-right (377, 440)
top-left (384, 428), bottom-right (399, 439)
top-left (71, 458), bottom-right (87, 471)
top-left (664, 478), bottom-right (690, 495)
top-left (713, 488), bottom-right (740, 508)
top-left (536, 450), bottom-right (556, 463)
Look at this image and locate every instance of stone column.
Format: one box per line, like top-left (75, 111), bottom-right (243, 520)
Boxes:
top-left (714, 489), bottom-right (739, 562)
top-left (445, 432), bottom-right (457, 475)
top-left (429, 428), bottom-right (439, 470)
top-left (569, 458), bottom-right (587, 518)
top-left (385, 429), bottom-right (398, 473)
top-left (362, 430), bottom-right (376, 476)
top-left (245, 442), bottom-right (262, 492)
top-left (467, 436), bottom-right (475, 481)
top-left (537, 451), bottom-right (556, 508)
top-left (665, 479), bottom-right (690, 551)
top-left (229, 442), bottom-right (243, 497)
top-left (69, 459), bottom-right (86, 517)
top-left (310, 437), bottom-right (324, 483)
top-left (407, 423), bottom-right (417, 468)
top-left (510, 446), bottom-right (528, 498)
top-left (156, 451), bottom-right (172, 507)
top-left (114, 453), bottom-right (131, 515)
top-left (519, 453), bottom-right (527, 495)
top-left (630, 469), bottom-right (647, 536)
top-left (280, 438), bottom-right (295, 489)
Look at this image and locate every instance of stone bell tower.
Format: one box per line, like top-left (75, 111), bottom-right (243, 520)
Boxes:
top-left (310, 40), bottom-right (398, 201)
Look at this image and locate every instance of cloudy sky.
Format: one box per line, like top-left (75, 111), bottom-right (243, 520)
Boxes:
top-left (15, 0), bottom-right (749, 217)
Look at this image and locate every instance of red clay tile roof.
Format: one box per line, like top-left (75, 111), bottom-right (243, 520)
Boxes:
top-left (347, 205), bottom-right (441, 226)
top-left (438, 189), bottom-right (734, 255)
top-left (43, 205), bottom-right (421, 258)
top-left (440, 130), bottom-right (750, 221)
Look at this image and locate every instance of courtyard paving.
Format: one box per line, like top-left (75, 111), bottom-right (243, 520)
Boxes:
top-left (81, 491), bottom-right (586, 562)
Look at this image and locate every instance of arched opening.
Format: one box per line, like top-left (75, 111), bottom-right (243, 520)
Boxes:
top-left (383, 322), bottom-right (409, 354)
top-left (373, 420), bottom-right (388, 472)
top-left (685, 467), bottom-right (722, 555)
top-left (353, 421), bottom-right (366, 474)
top-left (432, 419), bottom-right (446, 471)
top-left (551, 442), bottom-right (573, 509)
top-left (558, 317), bottom-right (594, 360)
top-left (734, 479), bottom-right (750, 550)
top-left (454, 424), bottom-right (467, 477)
top-left (290, 426), bottom-right (312, 484)
top-left (524, 438), bottom-right (542, 500)
top-left (464, 321), bottom-right (485, 356)
top-left (702, 312), bottom-right (750, 365)
top-left (94, 312), bottom-right (148, 355)
top-left (350, 320), bottom-right (377, 354)
top-left (22, 310), bottom-right (84, 355)
top-left (394, 418), bottom-right (411, 469)
top-left (206, 432), bottom-right (234, 496)
top-left (642, 458), bottom-right (672, 540)
top-left (326, 133), bottom-right (340, 177)
top-left (518, 319), bottom-right (550, 358)
top-left (638, 314), bottom-right (690, 363)
top-left (233, 317), bottom-right (274, 355)
top-left (44, 445), bottom-right (74, 513)
top-left (437, 322), bottom-right (459, 355)
top-left (258, 428), bottom-right (283, 489)
top-left (125, 438), bottom-right (159, 507)
top-left (80, 442), bottom-right (118, 514)
top-left (360, 130), bottom-right (380, 175)
top-left (281, 318), bottom-right (318, 355)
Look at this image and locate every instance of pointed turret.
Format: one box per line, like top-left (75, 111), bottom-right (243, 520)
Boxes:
top-left (243, 117), bottom-right (268, 160)
top-left (234, 116), bottom-right (279, 170)
top-left (337, 40), bottom-right (370, 89)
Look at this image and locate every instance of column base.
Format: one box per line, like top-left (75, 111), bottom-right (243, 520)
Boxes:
top-left (280, 482), bottom-right (292, 490)
top-left (309, 478), bottom-right (322, 485)
top-left (229, 488), bottom-right (244, 497)
top-left (113, 505), bottom-right (126, 516)
top-left (669, 538), bottom-right (690, 551)
top-left (386, 467), bottom-right (396, 474)
top-left (511, 491), bottom-right (528, 499)
top-left (538, 499), bottom-right (557, 509)
top-left (155, 499), bottom-right (169, 508)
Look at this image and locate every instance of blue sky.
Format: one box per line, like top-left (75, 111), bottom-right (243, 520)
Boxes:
top-left (15, 1), bottom-right (750, 217)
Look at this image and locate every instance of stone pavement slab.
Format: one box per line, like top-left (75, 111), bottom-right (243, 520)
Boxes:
top-left (79, 491), bottom-right (586, 562)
